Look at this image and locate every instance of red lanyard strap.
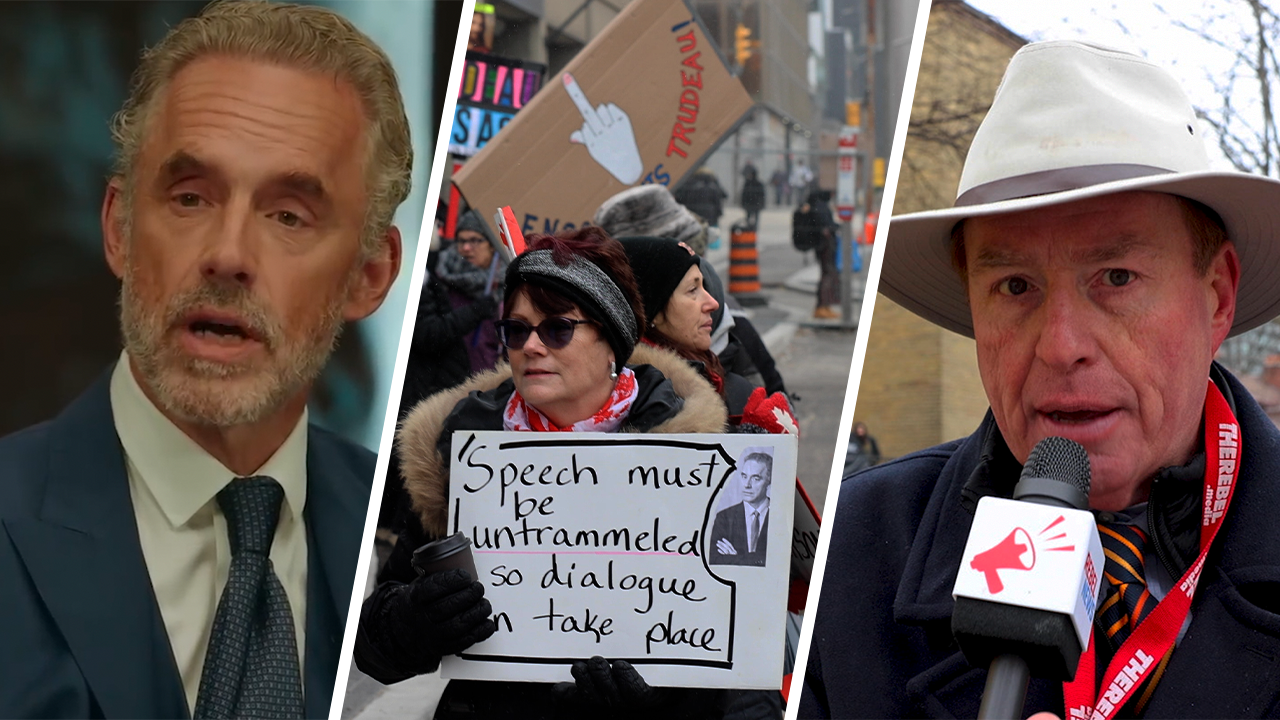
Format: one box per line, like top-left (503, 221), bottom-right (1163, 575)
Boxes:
top-left (1063, 380), bottom-right (1239, 720)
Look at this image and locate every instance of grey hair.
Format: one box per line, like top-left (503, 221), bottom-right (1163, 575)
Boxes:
top-left (109, 0), bottom-right (412, 257)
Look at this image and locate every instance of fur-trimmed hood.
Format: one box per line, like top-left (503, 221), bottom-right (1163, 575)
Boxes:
top-left (396, 343), bottom-right (727, 537)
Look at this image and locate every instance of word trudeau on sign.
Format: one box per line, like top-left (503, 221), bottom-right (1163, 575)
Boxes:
top-left (666, 21), bottom-right (705, 159)
top-left (451, 0), bottom-right (752, 247)
top-left (440, 431), bottom-right (797, 690)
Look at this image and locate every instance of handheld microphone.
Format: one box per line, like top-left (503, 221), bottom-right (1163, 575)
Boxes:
top-left (951, 437), bottom-right (1104, 720)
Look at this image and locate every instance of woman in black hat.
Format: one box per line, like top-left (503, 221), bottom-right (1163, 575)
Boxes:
top-left (355, 227), bottom-right (780, 719)
top-left (621, 236), bottom-right (796, 431)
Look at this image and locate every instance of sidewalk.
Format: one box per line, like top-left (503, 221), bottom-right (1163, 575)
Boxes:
top-left (708, 205), bottom-right (869, 352)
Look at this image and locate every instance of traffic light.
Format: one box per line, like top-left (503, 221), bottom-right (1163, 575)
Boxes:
top-left (734, 24), bottom-right (758, 66)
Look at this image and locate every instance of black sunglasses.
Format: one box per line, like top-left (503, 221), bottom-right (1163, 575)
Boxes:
top-left (495, 317), bottom-right (594, 350)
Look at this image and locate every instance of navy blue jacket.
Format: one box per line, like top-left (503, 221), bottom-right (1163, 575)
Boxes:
top-left (801, 367), bottom-right (1280, 718)
top-left (0, 369), bottom-right (374, 718)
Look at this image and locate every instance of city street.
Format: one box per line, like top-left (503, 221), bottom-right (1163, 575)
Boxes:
top-left (341, 205), bottom-right (869, 719)
top-left (706, 204), bottom-right (866, 515)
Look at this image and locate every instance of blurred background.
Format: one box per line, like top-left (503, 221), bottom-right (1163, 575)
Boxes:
top-left (858, 0), bottom-right (1280, 464)
top-left (0, 0), bottom-right (463, 450)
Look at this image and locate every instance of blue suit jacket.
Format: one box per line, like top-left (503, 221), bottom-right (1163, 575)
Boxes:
top-left (0, 370), bottom-right (374, 718)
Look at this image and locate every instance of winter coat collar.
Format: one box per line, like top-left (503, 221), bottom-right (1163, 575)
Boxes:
top-left (891, 364), bottom-right (1280, 717)
top-left (396, 343), bottom-right (727, 536)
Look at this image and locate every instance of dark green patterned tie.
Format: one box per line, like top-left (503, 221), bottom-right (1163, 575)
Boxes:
top-left (193, 476), bottom-right (304, 719)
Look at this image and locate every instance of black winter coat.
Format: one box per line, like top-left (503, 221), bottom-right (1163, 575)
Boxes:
top-left (801, 364), bottom-right (1280, 718)
top-left (675, 174), bottom-right (728, 226)
top-left (405, 271), bottom-right (498, 407)
top-left (359, 345), bottom-right (783, 719)
top-left (380, 271), bottom-right (497, 530)
top-left (741, 179), bottom-right (766, 213)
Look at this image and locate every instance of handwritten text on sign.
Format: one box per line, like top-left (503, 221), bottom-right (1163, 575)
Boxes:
top-left (440, 432), bottom-right (797, 689)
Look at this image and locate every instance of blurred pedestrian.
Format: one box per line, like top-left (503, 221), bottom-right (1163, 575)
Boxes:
top-left (702, 258), bottom-right (787, 396)
top-left (796, 189), bottom-right (839, 319)
top-left (843, 420), bottom-right (881, 475)
top-left (379, 210), bottom-right (505, 540)
top-left (674, 166), bottom-right (728, 228)
top-left (770, 167), bottom-right (789, 206)
top-left (789, 159), bottom-right (813, 204)
top-left (432, 210), bottom-right (506, 374)
top-left (741, 166), bottom-right (766, 228)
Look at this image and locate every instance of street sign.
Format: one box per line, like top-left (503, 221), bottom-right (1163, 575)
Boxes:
top-left (836, 125), bottom-right (857, 222)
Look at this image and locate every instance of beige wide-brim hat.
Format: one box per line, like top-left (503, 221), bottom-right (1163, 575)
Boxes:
top-left (883, 40), bottom-right (1280, 339)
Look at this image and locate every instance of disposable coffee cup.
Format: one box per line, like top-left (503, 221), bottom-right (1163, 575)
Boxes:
top-left (411, 531), bottom-right (478, 582)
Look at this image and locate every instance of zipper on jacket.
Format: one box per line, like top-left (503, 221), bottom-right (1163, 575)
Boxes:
top-left (1146, 477), bottom-right (1183, 586)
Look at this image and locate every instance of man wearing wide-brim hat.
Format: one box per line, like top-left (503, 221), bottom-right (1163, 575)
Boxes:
top-left (801, 40), bottom-right (1280, 719)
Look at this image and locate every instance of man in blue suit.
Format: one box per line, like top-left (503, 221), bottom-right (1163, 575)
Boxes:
top-left (0, 2), bottom-right (409, 717)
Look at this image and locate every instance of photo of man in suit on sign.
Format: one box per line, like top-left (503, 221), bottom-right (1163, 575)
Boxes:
top-left (0, 2), bottom-right (413, 718)
top-left (710, 449), bottom-right (773, 567)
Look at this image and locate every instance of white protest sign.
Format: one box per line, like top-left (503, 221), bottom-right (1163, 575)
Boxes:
top-left (440, 431), bottom-right (798, 689)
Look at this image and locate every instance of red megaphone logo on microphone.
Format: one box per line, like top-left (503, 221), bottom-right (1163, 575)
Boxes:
top-left (970, 527), bottom-right (1036, 593)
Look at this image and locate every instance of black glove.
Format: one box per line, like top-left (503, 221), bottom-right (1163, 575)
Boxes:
top-left (355, 568), bottom-right (496, 682)
top-left (551, 657), bottom-right (719, 719)
top-left (572, 656), bottom-right (665, 708)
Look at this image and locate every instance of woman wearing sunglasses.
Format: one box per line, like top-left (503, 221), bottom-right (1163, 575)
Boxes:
top-left (356, 227), bottom-right (778, 719)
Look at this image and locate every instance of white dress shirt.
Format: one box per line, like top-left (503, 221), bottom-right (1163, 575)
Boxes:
top-left (110, 353), bottom-right (309, 712)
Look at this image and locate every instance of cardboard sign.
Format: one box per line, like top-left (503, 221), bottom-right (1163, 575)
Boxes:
top-left (452, 0), bottom-right (755, 238)
top-left (440, 431), bottom-right (798, 689)
top-left (450, 51), bottom-right (547, 157)
top-left (789, 481), bottom-right (821, 585)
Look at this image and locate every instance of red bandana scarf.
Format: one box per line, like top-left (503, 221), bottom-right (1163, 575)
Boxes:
top-left (503, 367), bottom-right (638, 433)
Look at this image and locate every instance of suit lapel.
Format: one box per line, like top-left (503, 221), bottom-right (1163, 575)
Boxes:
top-left (302, 428), bottom-right (373, 718)
top-left (3, 372), bottom-right (187, 719)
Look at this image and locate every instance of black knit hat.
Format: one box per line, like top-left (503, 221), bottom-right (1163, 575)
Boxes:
top-left (505, 249), bottom-right (639, 373)
top-left (618, 236), bottom-right (701, 326)
top-left (699, 257), bottom-right (726, 330)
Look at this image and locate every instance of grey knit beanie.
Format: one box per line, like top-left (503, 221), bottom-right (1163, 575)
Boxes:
top-left (505, 250), bottom-right (639, 373)
top-left (455, 209), bottom-right (500, 251)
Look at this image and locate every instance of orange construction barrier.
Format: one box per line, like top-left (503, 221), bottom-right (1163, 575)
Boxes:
top-left (863, 211), bottom-right (879, 244)
top-left (728, 223), bottom-right (763, 302)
